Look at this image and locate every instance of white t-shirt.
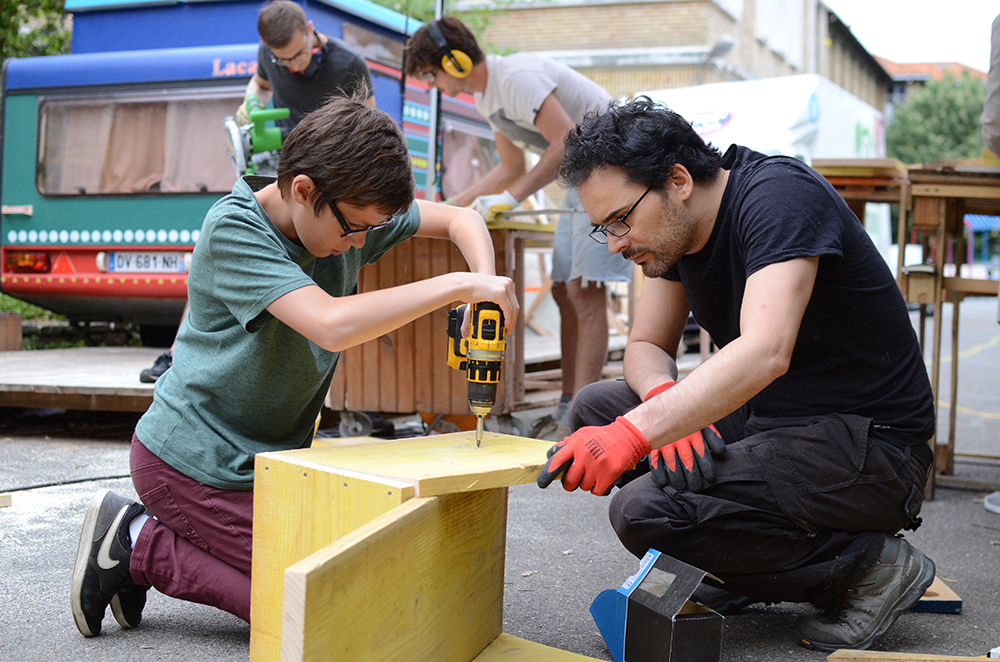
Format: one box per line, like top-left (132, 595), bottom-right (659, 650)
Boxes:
top-left (474, 53), bottom-right (611, 154)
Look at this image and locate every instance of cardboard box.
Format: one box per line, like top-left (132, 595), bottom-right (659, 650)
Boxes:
top-left (591, 550), bottom-right (723, 662)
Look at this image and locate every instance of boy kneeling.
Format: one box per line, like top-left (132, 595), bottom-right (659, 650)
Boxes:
top-left (71, 97), bottom-right (517, 635)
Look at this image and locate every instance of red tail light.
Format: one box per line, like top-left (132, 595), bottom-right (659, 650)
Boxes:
top-left (6, 251), bottom-right (52, 273)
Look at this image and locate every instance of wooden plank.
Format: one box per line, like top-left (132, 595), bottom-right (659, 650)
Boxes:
top-left (827, 652), bottom-right (985, 661)
top-left (395, 239), bottom-right (415, 413)
top-left (911, 576), bottom-right (962, 614)
top-left (474, 633), bottom-right (604, 662)
top-left (0, 346), bottom-right (160, 411)
top-left (812, 157), bottom-right (906, 174)
top-left (0, 493), bottom-right (11, 508)
top-left (487, 219), bottom-right (558, 233)
top-left (249, 451), bottom-right (415, 662)
top-left (378, 249), bottom-right (399, 413)
top-left (272, 431), bottom-right (552, 498)
top-left (912, 197), bottom-right (943, 231)
top-left (451, 240), bottom-right (470, 415)
top-left (911, 183), bottom-right (1000, 200)
top-left (934, 474), bottom-right (1000, 491)
top-left (360, 261), bottom-right (381, 411)
top-left (0, 312), bottom-right (22, 351)
top-left (943, 277), bottom-right (1000, 297)
top-left (281, 489), bottom-right (507, 662)
top-left (412, 237), bottom-right (434, 413)
top-left (0, 389), bottom-right (152, 412)
top-left (326, 354), bottom-right (346, 411)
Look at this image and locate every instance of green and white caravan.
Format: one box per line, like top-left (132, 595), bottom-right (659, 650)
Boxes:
top-left (1, 0), bottom-right (494, 344)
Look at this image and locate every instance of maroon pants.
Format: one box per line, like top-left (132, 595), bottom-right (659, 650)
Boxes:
top-left (129, 435), bottom-right (253, 622)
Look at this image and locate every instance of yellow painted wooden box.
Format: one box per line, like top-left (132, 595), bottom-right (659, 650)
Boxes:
top-left (250, 432), bottom-right (601, 662)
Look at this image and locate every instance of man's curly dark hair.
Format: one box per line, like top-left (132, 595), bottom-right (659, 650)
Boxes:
top-left (559, 96), bottom-right (723, 190)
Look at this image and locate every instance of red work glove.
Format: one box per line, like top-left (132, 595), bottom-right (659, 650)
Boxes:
top-left (649, 425), bottom-right (726, 492)
top-left (536, 417), bottom-right (651, 496)
top-left (643, 380), bottom-right (677, 402)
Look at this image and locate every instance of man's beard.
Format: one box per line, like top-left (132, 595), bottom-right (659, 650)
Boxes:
top-left (622, 195), bottom-right (698, 278)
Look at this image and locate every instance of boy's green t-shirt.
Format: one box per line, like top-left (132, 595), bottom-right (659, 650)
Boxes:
top-left (135, 177), bottom-right (420, 490)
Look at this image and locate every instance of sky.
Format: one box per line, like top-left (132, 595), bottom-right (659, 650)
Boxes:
top-left (823, 0), bottom-right (996, 73)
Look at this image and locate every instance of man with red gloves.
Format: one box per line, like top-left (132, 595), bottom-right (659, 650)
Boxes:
top-left (537, 97), bottom-right (937, 652)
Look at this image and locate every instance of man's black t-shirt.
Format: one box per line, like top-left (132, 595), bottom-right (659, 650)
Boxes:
top-left (257, 35), bottom-right (373, 137)
top-left (665, 145), bottom-right (934, 445)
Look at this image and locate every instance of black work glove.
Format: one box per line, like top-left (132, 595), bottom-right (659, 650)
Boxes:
top-left (649, 425), bottom-right (726, 492)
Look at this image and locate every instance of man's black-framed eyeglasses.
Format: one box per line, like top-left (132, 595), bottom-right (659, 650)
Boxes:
top-left (270, 27), bottom-right (312, 68)
top-left (418, 70), bottom-right (437, 83)
top-left (312, 180), bottom-right (396, 238)
top-left (588, 187), bottom-right (652, 244)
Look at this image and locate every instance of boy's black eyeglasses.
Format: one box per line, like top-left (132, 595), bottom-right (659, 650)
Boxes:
top-left (312, 180), bottom-right (395, 238)
top-left (588, 187), bottom-right (652, 244)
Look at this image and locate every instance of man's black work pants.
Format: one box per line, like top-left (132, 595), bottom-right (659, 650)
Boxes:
top-left (569, 380), bottom-right (933, 607)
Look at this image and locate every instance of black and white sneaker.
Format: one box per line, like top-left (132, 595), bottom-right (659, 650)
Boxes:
top-left (70, 490), bottom-right (147, 636)
top-left (139, 351), bottom-right (172, 383)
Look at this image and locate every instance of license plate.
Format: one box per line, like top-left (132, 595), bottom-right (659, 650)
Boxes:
top-left (108, 251), bottom-right (188, 273)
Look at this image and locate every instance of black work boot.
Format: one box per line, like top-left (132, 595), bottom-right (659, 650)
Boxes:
top-left (797, 535), bottom-right (935, 651)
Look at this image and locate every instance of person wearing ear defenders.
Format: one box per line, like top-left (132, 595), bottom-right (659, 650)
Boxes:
top-left (237, 0), bottom-right (375, 138)
top-left (404, 16), bottom-right (634, 442)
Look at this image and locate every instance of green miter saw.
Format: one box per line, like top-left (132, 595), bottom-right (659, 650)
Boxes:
top-left (223, 95), bottom-right (291, 177)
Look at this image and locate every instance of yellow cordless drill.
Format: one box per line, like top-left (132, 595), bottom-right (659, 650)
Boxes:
top-left (447, 302), bottom-right (506, 447)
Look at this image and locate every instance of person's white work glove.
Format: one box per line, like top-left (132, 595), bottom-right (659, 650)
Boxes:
top-left (235, 94), bottom-right (258, 126)
top-left (472, 190), bottom-right (518, 223)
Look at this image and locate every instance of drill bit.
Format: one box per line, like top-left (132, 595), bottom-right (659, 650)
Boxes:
top-left (476, 415), bottom-right (485, 447)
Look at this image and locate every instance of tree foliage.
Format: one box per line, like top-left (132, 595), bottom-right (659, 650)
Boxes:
top-left (887, 72), bottom-right (987, 165)
top-left (361, 0), bottom-right (503, 52)
top-left (0, 0), bottom-right (72, 63)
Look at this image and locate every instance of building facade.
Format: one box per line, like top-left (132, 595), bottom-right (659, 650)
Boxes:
top-left (456, 0), bottom-right (889, 109)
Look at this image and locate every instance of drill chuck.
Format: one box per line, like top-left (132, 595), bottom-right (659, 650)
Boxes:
top-left (468, 380), bottom-right (499, 416)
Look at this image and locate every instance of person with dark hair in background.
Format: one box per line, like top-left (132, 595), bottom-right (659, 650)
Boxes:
top-left (537, 97), bottom-right (936, 652)
top-left (72, 97), bottom-right (518, 635)
top-left (405, 16), bottom-right (633, 440)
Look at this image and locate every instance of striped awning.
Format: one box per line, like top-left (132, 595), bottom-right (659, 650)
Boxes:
top-left (964, 215), bottom-right (1000, 232)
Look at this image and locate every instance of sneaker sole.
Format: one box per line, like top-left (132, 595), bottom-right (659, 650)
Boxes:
top-left (110, 594), bottom-right (135, 629)
top-left (71, 489), bottom-right (112, 637)
top-left (800, 549), bottom-right (936, 652)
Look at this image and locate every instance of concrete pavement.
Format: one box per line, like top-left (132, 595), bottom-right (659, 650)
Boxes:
top-left (2, 298), bottom-right (999, 661)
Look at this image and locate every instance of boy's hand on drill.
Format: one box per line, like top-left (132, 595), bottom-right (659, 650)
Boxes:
top-left (536, 417), bottom-right (650, 496)
top-left (649, 425), bottom-right (726, 492)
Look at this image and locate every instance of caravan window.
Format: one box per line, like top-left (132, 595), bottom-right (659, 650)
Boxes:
top-left (37, 88), bottom-right (243, 196)
top-left (341, 22), bottom-right (404, 68)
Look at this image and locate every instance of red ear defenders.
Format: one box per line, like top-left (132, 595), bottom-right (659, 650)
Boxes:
top-left (427, 19), bottom-right (472, 78)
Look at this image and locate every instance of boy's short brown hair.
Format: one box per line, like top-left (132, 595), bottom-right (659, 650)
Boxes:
top-left (404, 16), bottom-right (484, 78)
top-left (277, 96), bottom-right (415, 218)
top-left (258, 0), bottom-right (308, 50)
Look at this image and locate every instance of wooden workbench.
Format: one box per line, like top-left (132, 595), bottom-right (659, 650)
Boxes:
top-left (815, 159), bottom-right (1000, 494)
top-left (904, 166), bottom-right (1000, 478)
